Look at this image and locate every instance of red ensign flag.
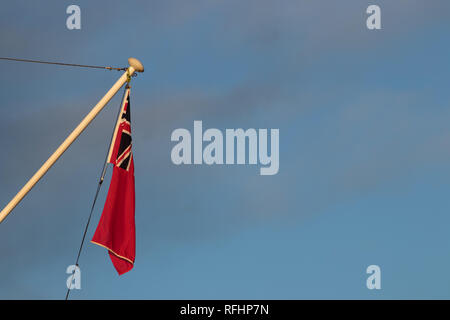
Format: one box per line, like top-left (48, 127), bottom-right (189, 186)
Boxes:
top-left (92, 87), bottom-right (135, 275)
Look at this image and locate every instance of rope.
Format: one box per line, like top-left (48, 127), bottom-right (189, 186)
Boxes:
top-left (0, 57), bottom-right (127, 71)
top-left (65, 87), bottom-right (128, 300)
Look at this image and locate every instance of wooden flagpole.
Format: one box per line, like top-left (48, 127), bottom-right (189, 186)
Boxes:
top-left (0, 57), bottom-right (144, 224)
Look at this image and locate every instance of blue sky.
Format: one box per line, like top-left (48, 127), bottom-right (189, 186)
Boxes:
top-left (1, 1), bottom-right (450, 299)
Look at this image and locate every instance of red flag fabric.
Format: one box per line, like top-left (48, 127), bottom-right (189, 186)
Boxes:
top-left (91, 87), bottom-right (135, 275)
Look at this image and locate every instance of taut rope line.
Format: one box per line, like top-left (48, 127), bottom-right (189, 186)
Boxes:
top-left (0, 57), bottom-right (127, 71)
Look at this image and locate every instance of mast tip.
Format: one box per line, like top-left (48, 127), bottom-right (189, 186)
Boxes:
top-left (128, 57), bottom-right (144, 72)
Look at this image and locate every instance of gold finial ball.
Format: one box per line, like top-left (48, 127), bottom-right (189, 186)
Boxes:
top-left (128, 57), bottom-right (144, 72)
